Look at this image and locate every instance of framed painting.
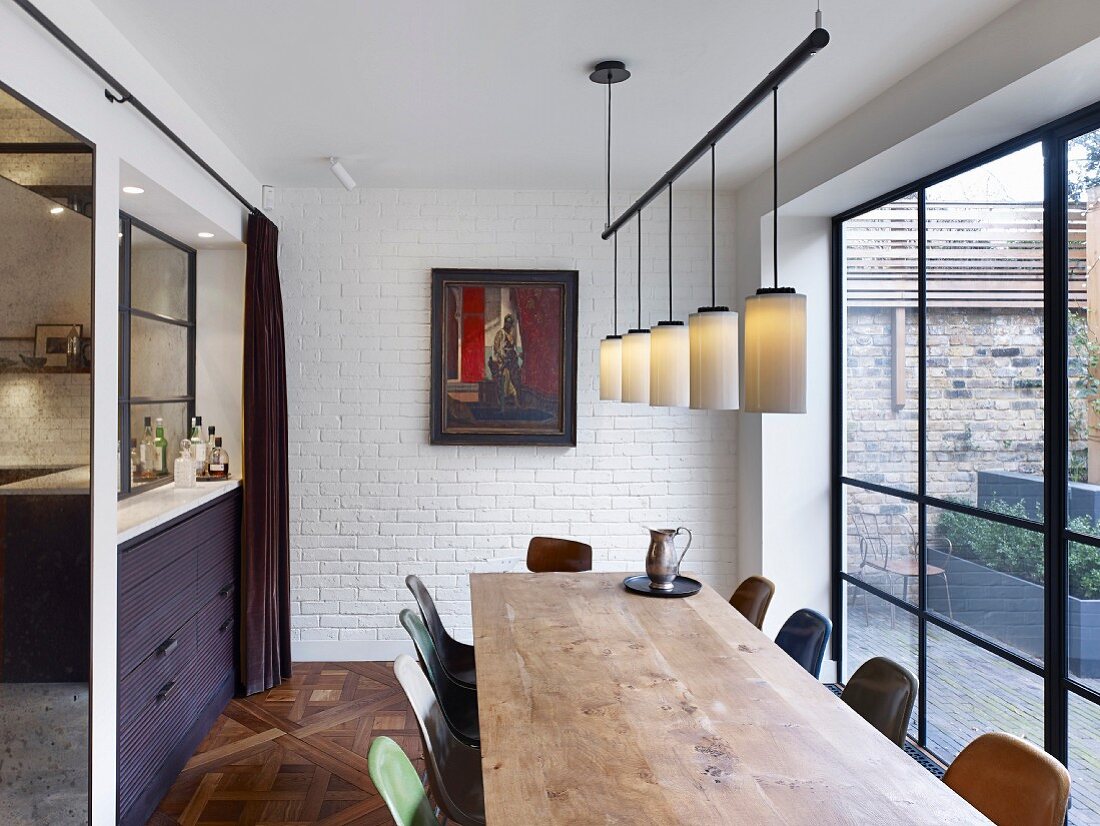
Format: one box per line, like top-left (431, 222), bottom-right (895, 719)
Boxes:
top-left (430, 269), bottom-right (578, 446)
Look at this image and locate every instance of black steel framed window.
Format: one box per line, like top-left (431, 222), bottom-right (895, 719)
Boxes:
top-left (832, 99), bottom-right (1100, 817)
top-left (118, 212), bottom-right (196, 497)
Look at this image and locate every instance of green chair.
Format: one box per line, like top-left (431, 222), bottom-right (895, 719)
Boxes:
top-left (367, 736), bottom-right (438, 826)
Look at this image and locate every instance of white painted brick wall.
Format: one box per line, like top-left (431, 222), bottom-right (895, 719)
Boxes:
top-left (271, 187), bottom-right (738, 659)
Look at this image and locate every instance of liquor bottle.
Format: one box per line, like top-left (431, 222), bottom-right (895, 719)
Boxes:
top-left (174, 439), bottom-right (196, 488)
top-left (190, 416), bottom-right (206, 474)
top-left (66, 325), bottom-right (81, 369)
top-left (130, 438), bottom-right (141, 482)
top-left (206, 426), bottom-right (216, 474)
top-left (154, 417), bottom-right (168, 475)
top-left (207, 437), bottom-right (229, 479)
top-left (140, 417), bottom-right (155, 472)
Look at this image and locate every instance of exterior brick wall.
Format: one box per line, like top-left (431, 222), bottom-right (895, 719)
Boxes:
top-left (270, 187), bottom-right (738, 657)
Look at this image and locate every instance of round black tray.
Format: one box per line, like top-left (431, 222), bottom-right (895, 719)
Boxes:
top-left (623, 574), bottom-right (702, 598)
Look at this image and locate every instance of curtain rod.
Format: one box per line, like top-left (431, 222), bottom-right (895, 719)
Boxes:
top-left (601, 26), bottom-right (829, 240)
top-left (12, 0), bottom-right (259, 215)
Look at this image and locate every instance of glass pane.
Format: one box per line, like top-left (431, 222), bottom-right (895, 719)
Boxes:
top-left (842, 583), bottom-right (919, 741)
top-left (844, 484), bottom-right (919, 605)
top-left (843, 195), bottom-right (918, 490)
top-left (130, 315), bottom-right (188, 399)
top-left (1069, 692), bottom-right (1100, 825)
top-left (925, 624), bottom-right (1043, 763)
top-left (127, 402), bottom-right (188, 490)
top-left (925, 144), bottom-right (1045, 520)
top-left (1067, 127), bottom-right (1100, 540)
top-left (928, 505), bottom-right (1043, 665)
top-left (129, 225), bottom-right (189, 319)
top-left (1070, 536), bottom-right (1100, 687)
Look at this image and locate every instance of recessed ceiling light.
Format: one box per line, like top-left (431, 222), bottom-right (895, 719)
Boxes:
top-left (49, 206), bottom-right (64, 214)
top-left (197, 231), bottom-right (214, 238)
top-left (122, 185), bottom-right (144, 194)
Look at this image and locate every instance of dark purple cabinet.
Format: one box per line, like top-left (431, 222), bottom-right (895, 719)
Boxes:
top-left (117, 487), bottom-right (241, 826)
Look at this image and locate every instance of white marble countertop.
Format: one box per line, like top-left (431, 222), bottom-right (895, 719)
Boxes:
top-left (117, 478), bottom-right (241, 544)
top-left (0, 465), bottom-right (90, 495)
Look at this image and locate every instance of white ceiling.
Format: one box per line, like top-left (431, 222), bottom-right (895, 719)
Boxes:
top-left (90, 0), bottom-right (1020, 192)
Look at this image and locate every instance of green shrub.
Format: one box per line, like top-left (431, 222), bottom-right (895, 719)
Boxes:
top-left (935, 498), bottom-right (1100, 600)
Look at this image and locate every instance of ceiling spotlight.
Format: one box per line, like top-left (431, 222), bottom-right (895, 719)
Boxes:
top-left (122, 185), bottom-right (144, 194)
top-left (198, 231), bottom-right (214, 238)
top-left (329, 157), bottom-right (357, 191)
top-left (49, 206), bottom-right (64, 215)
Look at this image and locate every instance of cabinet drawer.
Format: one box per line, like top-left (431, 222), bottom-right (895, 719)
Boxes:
top-left (197, 534), bottom-right (237, 605)
top-left (119, 615), bottom-right (197, 726)
top-left (118, 658), bottom-right (202, 816)
top-left (118, 549), bottom-right (197, 676)
top-left (195, 589), bottom-right (235, 703)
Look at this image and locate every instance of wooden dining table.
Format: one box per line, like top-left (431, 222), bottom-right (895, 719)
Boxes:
top-left (470, 572), bottom-right (991, 824)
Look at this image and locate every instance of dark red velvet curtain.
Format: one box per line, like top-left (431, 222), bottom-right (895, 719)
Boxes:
top-left (512, 286), bottom-right (562, 398)
top-left (241, 211), bottom-right (292, 695)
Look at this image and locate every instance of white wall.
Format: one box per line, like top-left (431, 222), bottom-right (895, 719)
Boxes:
top-left (271, 187), bottom-right (739, 660)
top-left (1, 3), bottom-right (260, 821)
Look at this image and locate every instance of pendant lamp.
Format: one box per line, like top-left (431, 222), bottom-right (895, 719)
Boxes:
top-left (592, 60), bottom-right (630, 401)
top-left (744, 86), bottom-right (806, 414)
top-left (621, 210), bottom-right (651, 403)
top-left (689, 145), bottom-right (739, 410)
top-left (650, 183), bottom-right (689, 407)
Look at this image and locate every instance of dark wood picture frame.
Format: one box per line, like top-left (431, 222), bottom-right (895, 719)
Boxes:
top-left (430, 268), bottom-right (578, 446)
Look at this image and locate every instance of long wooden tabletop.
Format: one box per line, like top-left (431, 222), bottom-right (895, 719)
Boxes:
top-left (470, 572), bottom-right (990, 825)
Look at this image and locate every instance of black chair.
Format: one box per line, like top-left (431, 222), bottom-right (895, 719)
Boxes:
top-left (406, 574), bottom-right (476, 688)
top-left (775, 609), bottom-right (832, 679)
top-left (399, 608), bottom-right (480, 748)
top-left (840, 656), bottom-right (917, 747)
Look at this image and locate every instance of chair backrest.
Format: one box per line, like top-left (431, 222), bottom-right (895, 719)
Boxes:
top-left (943, 732), bottom-right (1070, 826)
top-left (774, 608), bottom-right (832, 679)
top-left (406, 574), bottom-right (455, 656)
top-left (729, 575), bottom-right (776, 629)
top-left (367, 736), bottom-right (438, 826)
top-left (399, 608), bottom-right (450, 692)
top-left (394, 654), bottom-right (484, 826)
top-left (526, 536), bottom-right (593, 573)
top-left (840, 656), bottom-right (917, 747)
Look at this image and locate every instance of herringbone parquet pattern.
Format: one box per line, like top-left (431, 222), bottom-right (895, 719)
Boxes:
top-left (150, 662), bottom-right (422, 826)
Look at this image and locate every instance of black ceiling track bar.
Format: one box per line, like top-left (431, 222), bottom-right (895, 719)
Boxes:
top-left (0, 141), bottom-right (92, 154)
top-left (12, 0), bottom-right (259, 215)
top-left (600, 26), bottom-right (829, 240)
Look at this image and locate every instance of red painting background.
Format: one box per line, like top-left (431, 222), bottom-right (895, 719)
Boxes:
top-left (511, 286), bottom-right (562, 399)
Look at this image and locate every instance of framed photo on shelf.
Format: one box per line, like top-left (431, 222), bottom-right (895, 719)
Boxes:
top-left (34, 323), bottom-right (81, 368)
top-left (430, 269), bottom-right (578, 446)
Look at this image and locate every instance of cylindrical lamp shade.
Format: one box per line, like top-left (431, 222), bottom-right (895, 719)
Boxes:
top-left (689, 307), bottom-right (739, 410)
top-left (743, 288), bottom-right (806, 413)
top-left (599, 335), bottom-right (623, 401)
top-left (649, 321), bottom-right (689, 407)
top-left (621, 329), bottom-right (651, 403)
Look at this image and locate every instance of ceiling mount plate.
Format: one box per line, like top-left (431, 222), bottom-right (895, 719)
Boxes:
top-left (589, 60), bottom-right (630, 84)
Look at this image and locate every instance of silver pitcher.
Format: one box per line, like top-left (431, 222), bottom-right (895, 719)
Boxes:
top-left (645, 526), bottom-right (692, 590)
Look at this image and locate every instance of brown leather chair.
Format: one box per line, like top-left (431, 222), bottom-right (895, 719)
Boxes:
top-left (943, 732), bottom-right (1070, 826)
top-left (840, 656), bottom-right (917, 747)
top-left (729, 576), bottom-right (775, 629)
top-left (526, 537), bottom-right (592, 573)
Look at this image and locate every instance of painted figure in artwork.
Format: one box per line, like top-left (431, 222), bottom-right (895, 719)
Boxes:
top-left (490, 313), bottom-right (522, 409)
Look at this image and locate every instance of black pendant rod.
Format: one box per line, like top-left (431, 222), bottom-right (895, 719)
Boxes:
top-left (12, 0), bottom-right (259, 215)
top-left (637, 210), bottom-right (643, 329)
top-left (600, 26), bottom-right (829, 240)
top-left (613, 233), bottom-right (619, 335)
top-left (606, 82), bottom-right (612, 229)
top-left (772, 85), bottom-right (779, 290)
top-left (667, 183), bottom-right (673, 321)
top-left (710, 144), bottom-right (716, 306)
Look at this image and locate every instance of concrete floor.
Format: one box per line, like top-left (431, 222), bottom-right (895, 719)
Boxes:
top-left (0, 683), bottom-right (88, 826)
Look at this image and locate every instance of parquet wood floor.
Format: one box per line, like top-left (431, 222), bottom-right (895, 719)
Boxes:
top-left (150, 662), bottom-right (422, 826)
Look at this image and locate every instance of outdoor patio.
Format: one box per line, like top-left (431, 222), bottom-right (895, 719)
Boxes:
top-left (846, 594), bottom-right (1100, 825)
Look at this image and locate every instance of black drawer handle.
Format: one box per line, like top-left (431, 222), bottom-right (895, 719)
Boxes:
top-left (155, 637), bottom-right (179, 658)
top-left (156, 680), bottom-right (176, 703)
top-left (218, 584), bottom-right (233, 598)
top-left (219, 618), bottom-right (232, 634)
